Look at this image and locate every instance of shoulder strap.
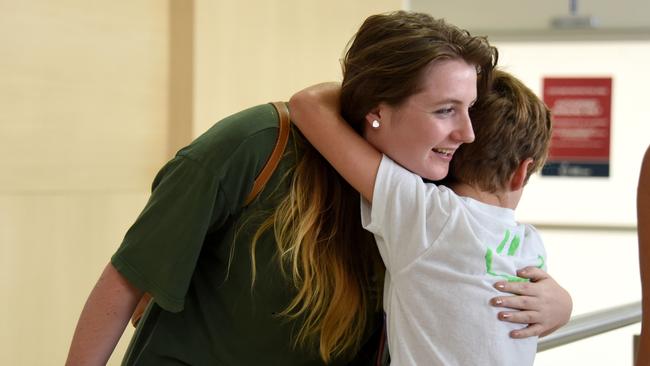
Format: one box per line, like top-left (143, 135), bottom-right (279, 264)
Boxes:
top-left (131, 102), bottom-right (291, 327)
top-left (243, 101), bottom-right (291, 206)
top-left (131, 292), bottom-right (152, 326)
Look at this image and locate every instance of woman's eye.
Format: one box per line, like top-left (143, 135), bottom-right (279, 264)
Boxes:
top-left (435, 107), bottom-right (454, 116)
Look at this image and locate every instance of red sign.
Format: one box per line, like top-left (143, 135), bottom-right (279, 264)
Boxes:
top-left (542, 77), bottom-right (612, 177)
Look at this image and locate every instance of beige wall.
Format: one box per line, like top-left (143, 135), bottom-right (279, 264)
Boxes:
top-left (0, 1), bottom-right (170, 365)
top-left (192, 0), bottom-right (402, 134)
top-left (0, 1), bottom-right (401, 364)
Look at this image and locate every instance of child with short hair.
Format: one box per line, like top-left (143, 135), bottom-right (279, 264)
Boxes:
top-left (289, 69), bottom-right (557, 365)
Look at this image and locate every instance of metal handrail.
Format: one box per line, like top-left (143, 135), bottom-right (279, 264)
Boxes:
top-left (537, 301), bottom-right (642, 352)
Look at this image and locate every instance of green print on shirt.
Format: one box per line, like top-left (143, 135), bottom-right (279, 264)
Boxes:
top-left (485, 229), bottom-right (544, 282)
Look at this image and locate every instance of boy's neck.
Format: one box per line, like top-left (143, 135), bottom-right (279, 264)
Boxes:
top-left (449, 182), bottom-right (522, 210)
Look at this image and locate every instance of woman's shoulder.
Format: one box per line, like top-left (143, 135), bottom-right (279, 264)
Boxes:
top-left (186, 104), bottom-right (280, 154)
top-left (175, 104), bottom-right (290, 171)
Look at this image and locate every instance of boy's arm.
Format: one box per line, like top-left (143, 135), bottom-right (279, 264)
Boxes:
top-left (289, 82), bottom-right (381, 202)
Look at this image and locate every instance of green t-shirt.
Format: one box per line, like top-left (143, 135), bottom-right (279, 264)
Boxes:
top-left (112, 104), bottom-right (382, 365)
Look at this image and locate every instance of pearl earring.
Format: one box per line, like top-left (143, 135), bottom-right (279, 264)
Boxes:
top-left (371, 120), bottom-right (381, 128)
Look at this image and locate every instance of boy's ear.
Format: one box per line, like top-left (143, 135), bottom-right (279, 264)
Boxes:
top-left (510, 158), bottom-right (534, 191)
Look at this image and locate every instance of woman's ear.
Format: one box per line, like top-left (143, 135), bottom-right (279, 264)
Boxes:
top-left (364, 107), bottom-right (381, 126)
top-left (510, 158), bottom-right (534, 191)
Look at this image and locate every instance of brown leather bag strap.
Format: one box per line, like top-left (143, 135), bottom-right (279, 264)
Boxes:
top-left (243, 101), bottom-right (291, 206)
top-left (131, 292), bottom-right (152, 326)
top-left (131, 102), bottom-right (291, 327)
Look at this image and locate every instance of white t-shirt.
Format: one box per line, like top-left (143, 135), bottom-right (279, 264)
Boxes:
top-left (362, 156), bottom-right (546, 366)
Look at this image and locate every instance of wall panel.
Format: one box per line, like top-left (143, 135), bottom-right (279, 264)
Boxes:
top-left (193, 0), bottom-right (401, 133)
top-left (0, 1), bottom-right (169, 364)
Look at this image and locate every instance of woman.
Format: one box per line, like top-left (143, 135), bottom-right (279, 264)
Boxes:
top-left (66, 11), bottom-right (571, 365)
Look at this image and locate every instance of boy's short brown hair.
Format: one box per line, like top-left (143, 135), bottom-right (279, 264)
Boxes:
top-left (448, 69), bottom-right (553, 192)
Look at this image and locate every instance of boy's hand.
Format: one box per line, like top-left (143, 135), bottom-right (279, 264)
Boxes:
top-left (490, 267), bottom-right (572, 338)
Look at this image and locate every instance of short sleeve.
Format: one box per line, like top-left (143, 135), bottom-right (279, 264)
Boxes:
top-left (524, 224), bottom-right (548, 271)
top-left (111, 104), bottom-right (281, 312)
top-left (361, 155), bottom-right (452, 273)
top-left (111, 156), bottom-right (228, 312)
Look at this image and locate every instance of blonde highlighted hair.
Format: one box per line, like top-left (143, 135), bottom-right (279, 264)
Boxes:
top-left (252, 131), bottom-right (382, 361)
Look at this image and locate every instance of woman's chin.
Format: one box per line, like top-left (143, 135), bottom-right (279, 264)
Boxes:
top-left (422, 166), bottom-right (449, 182)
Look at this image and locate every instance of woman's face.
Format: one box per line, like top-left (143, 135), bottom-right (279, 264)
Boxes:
top-left (364, 58), bottom-right (478, 181)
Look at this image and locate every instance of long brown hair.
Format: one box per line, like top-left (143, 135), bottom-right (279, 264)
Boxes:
top-left (253, 130), bottom-right (381, 361)
top-left (341, 11), bottom-right (498, 129)
top-left (254, 11), bottom-right (498, 362)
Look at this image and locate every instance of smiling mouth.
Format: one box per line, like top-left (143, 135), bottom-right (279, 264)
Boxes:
top-left (432, 148), bottom-right (454, 157)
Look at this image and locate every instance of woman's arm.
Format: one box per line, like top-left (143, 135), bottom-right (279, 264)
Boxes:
top-left (490, 267), bottom-right (572, 338)
top-left (636, 146), bottom-right (650, 365)
top-left (289, 83), bottom-right (381, 202)
top-left (66, 262), bottom-right (143, 366)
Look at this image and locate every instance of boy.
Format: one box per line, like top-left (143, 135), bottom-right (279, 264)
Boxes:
top-left (289, 69), bottom-right (554, 365)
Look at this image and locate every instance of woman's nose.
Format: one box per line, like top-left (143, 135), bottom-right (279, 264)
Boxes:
top-left (454, 113), bottom-right (475, 143)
